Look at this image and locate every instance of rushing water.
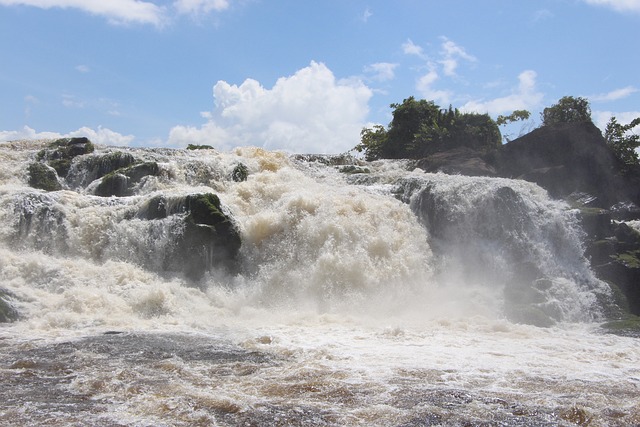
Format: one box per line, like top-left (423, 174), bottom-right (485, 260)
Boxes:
top-left (0, 140), bottom-right (638, 426)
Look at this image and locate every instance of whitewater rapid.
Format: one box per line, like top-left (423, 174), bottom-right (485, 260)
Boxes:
top-left (0, 140), bottom-right (638, 426)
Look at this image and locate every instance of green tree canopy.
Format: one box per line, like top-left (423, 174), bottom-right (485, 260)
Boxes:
top-left (605, 116), bottom-right (640, 168)
top-left (355, 97), bottom-right (501, 160)
top-left (541, 96), bottom-right (592, 126)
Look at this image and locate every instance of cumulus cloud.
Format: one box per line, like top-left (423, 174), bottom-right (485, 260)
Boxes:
top-left (0, 0), bottom-right (167, 26)
top-left (590, 86), bottom-right (638, 102)
top-left (462, 70), bottom-right (544, 115)
top-left (168, 62), bottom-right (373, 154)
top-left (0, 125), bottom-right (134, 146)
top-left (582, 0), bottom-right (640, 13)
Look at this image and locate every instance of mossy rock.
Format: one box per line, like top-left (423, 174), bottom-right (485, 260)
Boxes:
top-left (187, 144), bottom-right (214, 150)
top-left (94, 162), bottom-right (160, 197)
top-left (505, 304), bottom-right (556, 328)
top-left (38, 137), bottom-right (95, 178)
top-left (91, 152), bottom-right (138, 180)
top-left (600, 315), bottom-right (640, 337)
top-left (95, 173), bottom-right (129, 197)
top-left (0, 289), bottom-right (18, 323)
top-left (28, 162), bottom-right (62, 191)
top-left (339, 165), bottom-right (371, 174)
top-left (231, 163), bottom-right (249, 182)
top-left (135, 193), bottom-right (242, 279)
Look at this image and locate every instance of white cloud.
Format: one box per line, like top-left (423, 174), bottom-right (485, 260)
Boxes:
top-left (361, 7), bottom-right (372, 22)
top-left (0, 125), bottom-right (134, 146)
top-left (364, 62), bottom-right (398, 82)
top-left (75, 64), bottom-right (90, 73)
top-left (583, 0), bottom-right (640, 13)
top-left (439, 37), bottom-right (476, 77)
top-left (462, 70), bottom-right (544, 115)
top-left (168, 62), bottom-right (373, 154)
top-left (593, 110), bottom-right (640, 132)
top-left (415, 68), bottom-right (451, 105)
top-left (402, 39), bottom-right (426, 59)
top-left (590, 86), bottom-right (638, 102)
top-left (0, 0), bottom-right (167, 26)
top-left (173, 0), bottom-right (229, 15)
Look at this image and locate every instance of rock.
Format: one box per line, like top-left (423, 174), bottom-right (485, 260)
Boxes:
top-left (231, 163), bottom-right (249, 182)
top-left (577, 208), bottom-right (612, 241)
top-left (68, 151), bottom-right (138, 188)
top-left (27, 162), bottom-right (62, 191)
top-left (94, 162), bottom-right (160, 197)
top-left (338, 165), bottom-right (370, 174)
top-left (187, 144), bottom-right (214, 150)
top-left (137, 193), bottom-right (241, 279)
top-left (0, 289), bottom-right (18, 323)
top-left (493, 122), bottom-right (626, 207)
top-left (37, 137), bottom-right (95, 178)
top-left (414, 147), bottom-right (497, 177)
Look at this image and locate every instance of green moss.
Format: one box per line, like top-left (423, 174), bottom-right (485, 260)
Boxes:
top-left (185, 193), bottom-right (228, 226)
top-left (187, 144), bottom-right (214, 150)
top-left (610, 251), bottom-right (640, 268)
top-left (601, 315), bottom-right (640, 337)
top-left (28, 162), bottom-right (62, 191)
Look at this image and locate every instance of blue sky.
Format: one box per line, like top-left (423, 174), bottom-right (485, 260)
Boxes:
top-left (1, 0), bottom-right (639, 153)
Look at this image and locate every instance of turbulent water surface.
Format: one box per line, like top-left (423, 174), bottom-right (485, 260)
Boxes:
top-left (0, 140), bottom-right (639, 426)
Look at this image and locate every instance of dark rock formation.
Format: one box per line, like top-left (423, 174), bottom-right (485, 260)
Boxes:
top-left (231, 163), bottom-right (249, 182)
top-left (493, 122), bottom-right (626, 207)
top-left (0, 289), bottom-right (18, 323)
top-left (36, 137), bottom-right (95, 179)
top-left (95, 162), bottom-right (160, 197)
top-left (137, 193), bottom-right (241, 279)
top-left (68, 151), bottom-right (138, 188)
top-left (414, 147), bottom-right (497, 177)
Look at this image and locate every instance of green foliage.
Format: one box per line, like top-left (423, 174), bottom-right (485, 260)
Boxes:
top-left (541, 96), bottom-right (592, 126)
top-left (496, 110), bottom-right (531, 126)
top-left (355, 97), bottom-right (501, 160)
top-left (354, 124), bottom-right (388, 161)
top-left (604, 116), bottom-right (640, 167)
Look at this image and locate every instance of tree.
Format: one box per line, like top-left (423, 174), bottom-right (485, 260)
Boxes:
top-left (354, 124), bottom-right (388, 161)
top-left (496, 110), bottom-right (531, 126)
top-left (604, 116), bottom-right (640, 168)
top-left (355, 97), bottom-right (502, 160)
top-left (541, 96), bottom-right (592, 126)
top-left (496, 110), bottom-right (532, 142)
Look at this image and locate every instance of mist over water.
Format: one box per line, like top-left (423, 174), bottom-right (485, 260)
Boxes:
top-left (1, 140), bottom-right (639, 426)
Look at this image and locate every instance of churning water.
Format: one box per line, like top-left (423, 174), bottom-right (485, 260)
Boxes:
top-left (0, 140), bottom-right (638, 426)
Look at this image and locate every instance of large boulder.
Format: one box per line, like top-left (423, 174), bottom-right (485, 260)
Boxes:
top-left (137, 193), bottom-right (241, 279)
top-left (95, 162), bottom-right (160, 197)
top-left (493, 122), bottom-right (626, 207)
top-left (28, 162), bottom-right (62, 191)
top-left (36, 137), bottom-right (95, 178)
top-left (0, 289), bottom-right (18, 323)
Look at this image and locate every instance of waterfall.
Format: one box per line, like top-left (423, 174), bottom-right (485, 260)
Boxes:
top-left (0, 140), bottom-right (612, 327)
